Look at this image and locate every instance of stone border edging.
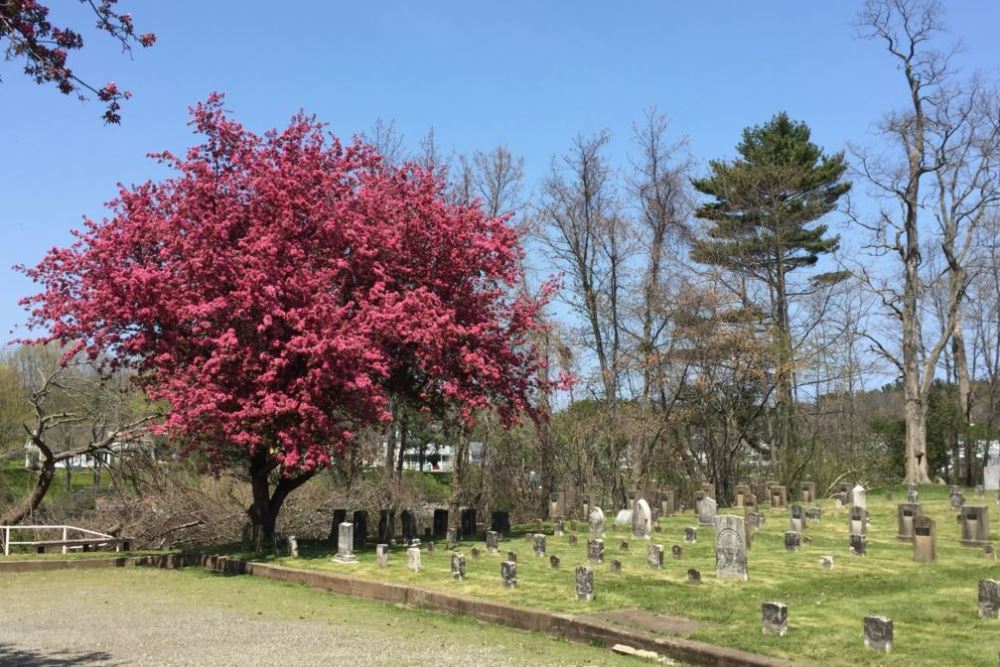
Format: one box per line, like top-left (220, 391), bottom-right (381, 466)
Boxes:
top-left (1, 553), bottom-right (811, 667)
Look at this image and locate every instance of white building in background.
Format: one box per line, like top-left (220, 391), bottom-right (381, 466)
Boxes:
top-left (24, 436), bottom-right (153, 471)
top-left (373, 441), bottom-right (484, 472)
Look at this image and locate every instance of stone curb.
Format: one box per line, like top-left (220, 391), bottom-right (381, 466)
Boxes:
top-left (1, 553), bottom-right (811, 667)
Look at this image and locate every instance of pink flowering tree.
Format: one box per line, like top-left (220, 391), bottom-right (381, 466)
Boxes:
top-left (20, 95), bottom-right (549, 542)
top-left (1, 0), bottom-right (155, 123)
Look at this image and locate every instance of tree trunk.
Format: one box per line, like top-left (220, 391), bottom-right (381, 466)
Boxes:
top-left (1, 451), bottom-right (55, 526)
top-left (247, 449), bottom-right (314, 549)
top-left (447, 426), bottom-right (469, 531)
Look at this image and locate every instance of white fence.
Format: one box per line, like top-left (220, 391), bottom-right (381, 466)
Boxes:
top-left (0, 525), bottom-right (129, 556)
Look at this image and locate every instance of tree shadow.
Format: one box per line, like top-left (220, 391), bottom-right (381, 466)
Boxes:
top-left (0, 643), bottom-right (118, 666)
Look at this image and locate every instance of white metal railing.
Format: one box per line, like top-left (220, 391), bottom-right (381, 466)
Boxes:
top-left (0, 525), bottom-right (127, 556)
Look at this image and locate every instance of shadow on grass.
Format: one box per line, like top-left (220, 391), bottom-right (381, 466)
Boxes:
top-left (0, 642), bottom-right (118, 666)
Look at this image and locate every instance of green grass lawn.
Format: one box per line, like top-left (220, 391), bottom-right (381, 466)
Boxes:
top-left (250, 484), bottom-right (1000, 666)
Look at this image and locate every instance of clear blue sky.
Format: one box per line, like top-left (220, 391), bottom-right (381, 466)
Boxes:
top-left (2, 1), bottom-right (998, 345)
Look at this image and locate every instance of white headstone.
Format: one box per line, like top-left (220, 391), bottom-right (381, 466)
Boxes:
top-left (852, 484), bottom-right (866, 510)
top-left (985, 464), bottom-right (1000, 491)
top-left (632, 499), bottom-right (652, 539)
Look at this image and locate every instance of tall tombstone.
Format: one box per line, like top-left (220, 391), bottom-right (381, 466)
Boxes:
top-left (377, 509), bottom-right (395, 544)
top-left (734, 485), bottom-right (750, 507)
top-left (701, 482), bottom-right (716, 500)
top-left (501, 560), bottom-right (517, 588)
top-left (407, 546), bottom-right (421, 572)
top-left (762, 602), bottom-right (788, 636)
top-left (330, 508), bottom-right (348, 545)
top-left (446, 528), bottom-right (459, 550)
top-left (287, 535), bottom-right (299, 558)
top-left (800, 481), bottom-right (816, 503)
top-left (376, 543), bottom-right (389, 567)
top-left (697, 496), bottom-right (717, 527)
top-left (451, 552), bottom-right (466, 580)
top-left (401, 508), bottom-right (419, 544)
top-left (960, 506), bottom-right (990, 546)
top-left (352, 510), bottom-right (368, 550)
top-left (532, 533), bottom-right (546, 557)
top-left (979, 579), bottom-right (1000, 618)
top-left (744, 494), bottom-right (758, 513)
top-left (770, 485), bottom-right (788, 509)
top-left (490, 510), bottom-right (511, 535)
top-left (333, 522), bottom-right (358, 563)
top-left (896, 503), bottom-right (922, 542)
top-left (433, 508), bottom-right (449, 537)
top-left (587, 538), bottom-right (605, 563)
top-left (789, 504), bottom-right (806, 533)
top-left (647, 544), bottom-right (664, 569)
top-left (548, 491), bottom-right (565, 519)
top-left (485, 530), bottom-right (499, 553)
top-left (849, 506), bottom-right (867, 536)
top-left (714, 514), bottom-right (748, 581)
top-left (460, 508), bottom-right (477, 538)
top-left (852, 484), bottom-right (866, 511)
top-left (863, 616), bottom-right (893, 653)
top-left (912, 515), bottom-right (936, 563)
top-left (632, 498), bottom-right (652, 539)
top-left (660, 488), bottom-right (676, 517)
top-left (589, 506), bottom-right (606, 537)
top-left (575, 566), bottom-right (594, 601)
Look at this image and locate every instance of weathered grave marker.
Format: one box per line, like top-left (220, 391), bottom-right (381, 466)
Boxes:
top-left (501, 560), bottom-right (516, 587)
top-left (451, 553), bottom-right (466, 580)
top-left (684, 527), bottom-right (697, 543)
top-left (672, 544), bottom-right (682, 559)
top-left (575, 566), bottom-right (594, 601)
top-left (896, 503), bottom-right (922, 542)
top-left (785, 531), bottom-right (801, 552)
top-left (407, 546), bottom-right (421, 572)
top-left (333, 522), bottom-right (358, 563)
top-left (533, 533), bottom-right (546, 557)
top-left (587, 538), bottom-right (605, 563)
top-left (485, 530), bottom-right (499, 553)
top-left (960, 506), bottom-right (990, 546)
top-left (698, 496), bottom-right (717, 526)
top-left (863, 616), bottom-right (893, 653)
top-left (762, 602), bottom-right (788, 636)
top-left (913, 515), bottom-right (936, 563)
top-left (687, 568), bottom-right (701, 584)
top-left (589, 506), bottom-right (606, 537)
top-left (715, 514), bottom-right (748, 581)
top-left (647, 544), bottom-right (664, 569)
top-left (850, 533), bottom-right (867, 556)
top-left (376, 543), bottom-right (389, 567)
top-left (979, 579), bottom-right (1000, 618)
top-left (632, 498), bottom-right (652, 538)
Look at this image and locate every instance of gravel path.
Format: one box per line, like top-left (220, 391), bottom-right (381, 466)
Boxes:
top-left (0, 568), bottom-right (643, 666)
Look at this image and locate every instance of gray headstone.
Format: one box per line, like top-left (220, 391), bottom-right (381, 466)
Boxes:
top-left (951, 492), bottom-right (966, 509)
top-left (687, 568), bottom-right (701, 584)
top-left (698, 497), bottom-right (717, 526)
top-left (819, 555), bottom-right (833, 570)
top-left (568, 534), bottom-right (578, 546)
top-left (672, 544), bottom-right (682, 559)
top-left (960, 506), bottom-right (991, 546)
top-left (376, 543), bottom-right (389, 567)
top-left (789, 504), bottom-right (806, 533)
top-left (333, 522), bottom-right (358, 563)
top-left (863, 616), bottom-right (893, 653)
top-left (913, 515), bottom-right (936, 563)
top-left (980, 579), bottom-right (1000, 618)
top-left (575, 566), bottom-right (594, 601)
top-left (647, 544), bottom-right (664, 569)
top-left (632, 498), bottom-right (652, 538)
top-left (506, 550), bottom-right (517, 562)
top-left (896, 503), bottom-right (922, 542)
top-left (684, 527), bottom-right (697, 543)
top-left (587, 538), bottom-right (605, 563)
top-left (589, 506), bottom-right (605, 537)
top-left (501, 560), bottom-right (517, 588)
top-left (850, 533), bottom-right (867, 556)
top-left (762, 601), bottom-right (788, 636)
top-left (407, 546), bottom-right (421, 572)
top-left (554, 519), bottom-right (565, 536)
top-left (287, 535), bottom-right (299, 558)
top-left (715, 515), bottom-right (748, 581)
top-left (806, 506), bottom-right (822, 521)
top-left (907, 489), bottom-right (919, 503)
top-left (610, 559), bottom-right (622, 573)
top-left (451, 553), bottom-right (466, 580)
top-left (485, 530), bottom-right (499, 553)
top-left (549, 554), bottom-right (560, 568)
top-left (532, 533), bottom-right (546, 557)
top-left (849, 505), bottom-right (867, 536)
top-left (985, 544), bottom-right (997, 560)
top-left (785, 531), bottom-right (801, 552)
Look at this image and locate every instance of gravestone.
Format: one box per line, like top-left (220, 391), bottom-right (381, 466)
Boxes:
top-left (451, 553), bottom-right (466, 580)
top-left (701, 482), bottom-right (716, 500)
top-left (907, 488), bottom-right (919, 504)
top-left (407, 546), bottom-right (421, 572)
top-left (330, 509), bottom-right (347, 546)
top-left (401, 508), bottom-right (419, 544)
top-left (647, 544), bottom-right (664, 569)
top-left (333, 522), bottom-right (358, 563)
top-left (852, 484), bottom-right (866, 510)
top-left (833, 493), bottom-right (846, 509)
top-left (735, 484), bottom-right (750, 507)
top-left (287, 535), bottom-right (299, 558)
top-left (951, 492), bottom-right (966, 509)
top-left (433, 509), bottom-right (449, 537)
top-left (785, 531), bottom-right (801, 552)
top-left (979, 579), bottom-right (1000, 618)
top-left (352, 510), bottom-right (368, 550)
top-left (426, 541), bottom-right (434, 553)
top-left (770, 485), bottom-right (788, 509)
top-left (960, 506), bottom-right (991, 546)
top-left (672, 545), bottom-right (682, 559)
top-left (589, 506), bottom-right (606, 537)
top-left (789, 504), bottom-right (806, 533)
top-left (377, 509), bottom-right (395, 544)
top-left (446, 528), bottom-right (459, 550)
top-left (549, 554), bottom-right (560, 568)
top-left (913, 515), bottom-right (937, 563)
top-left (693, 489), bottom-right (706, 511)
top-left (835, 482), bottom-right (851, 499)
top-left (985, 544), bottom-right (997, 560)
top-left (632, 498), bottom-right (652, 538)
top-left (490, 510), bottom-right (511, 535)
top-left (554, 519), bottom-right (565, 536)
top-left (715, 515), bottom-right (748, 581)
top-left (863, 616), bottom-right (893, 653)
top-left (548, 491), bottom-right (565, 519)
top-left (485, 530), bottom-right (499, 553)
top-left (896, 503), bottom-right (922, 542)
top-left (977, 485), bottom-right (985, 498)
top-left (614, 509), bottom-right (633, 526)
top-left (687, 568), bottom-right (701, 584)
top-left (884, 491), bottom-right (893, 501)
top-left (533, 533), bottom-right (546, 557)
top-left (460, 508), bottom-right (477, 538)
top-left (619, 539), bottom-right (629, 551)
top-left (610, 559), bottom-right (622, 573)
top-left (660, 488), bottom-right (676, 517)
top-left (765, 479), bottom-right (779, 497)
top-left (471, 547), bottom-right (480, 559)
top-left (850, 533), bottom-right (867, 556)
top-left (806, 506), bottom-right (822, 521)
top-left (849, 506), bottom-right (867, 536)
top-left (501, 560), bottom-right (517, 588)
top-left (744, 519), bottom-right (755, 550)
top-left (985, 463), bottom-right (1000, 491)
top-left (568, 534), bottom-right (578, 546)
top-left (575, 566), bottom-right (594, 601)
top-left (697, 496), bottom-right (717, 527)
top-left (744, 494), bottom-right (758, 513)
top-left (587, 538), bottom-right (605, 563)
top-left (800, 481), bottom-right (816, 503)
top-left (684, 527), bottom-right (697, 543)
top-left (745, 511), bottom-right (763, 529)
top-left (762, 601), bottom-right (788, 636)
top-left (820, 555), bottom-right (833, 570)
top-left (376, 543), bottom-right (389, 567)
top-left (507, 550), bottom-right (517, 562)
